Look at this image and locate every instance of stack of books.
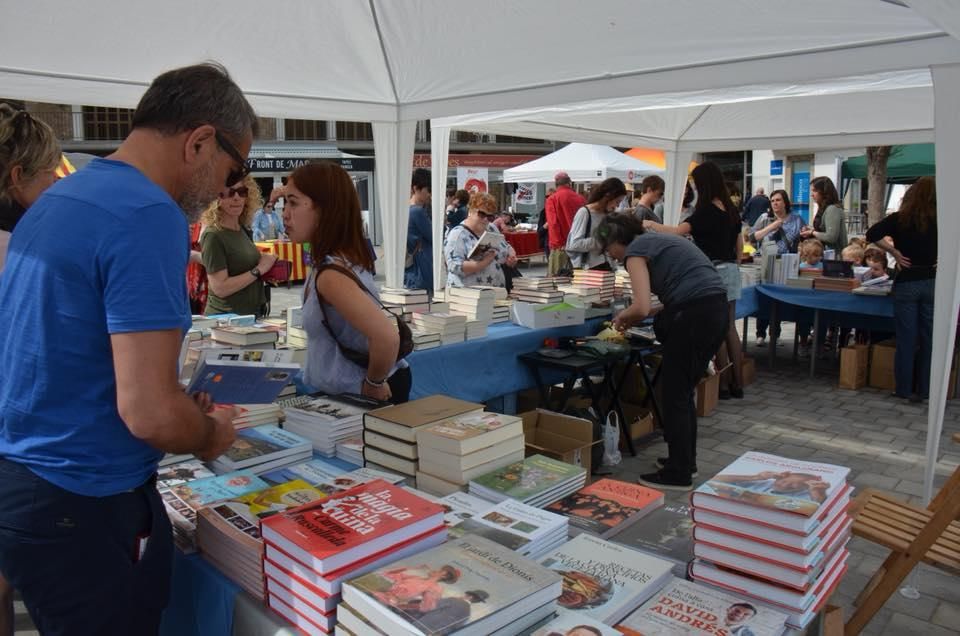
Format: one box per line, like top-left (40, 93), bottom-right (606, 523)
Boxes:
top-left (282, 394), bottom-right (383, 457)
top-left (615, 268), bottom-right (632, 298)
top-left (449, 498), bottom-right (568, 558)
top-left (160, 470), bottom-right (267, 552)
top-left (410, 312), bottom-right (468, 345)
top-left (469, 454), bottom-right (587, 507)
top-left (340, 535), bottom-right (562, 636)
top-left (447, 286), bottom-right (497, 325)
top-left (209, 425), bottom-right (313, 475)
top-left (492, 299), bottom-right (513, 323)
top-left (261, 458), bottom-right (405, 496)
top-left (513, 278), bottom-right (565, 304)
top-left (798, 267), bottom-right (822, 279)
top-left (813, 277), bottom-right (859, 292)
top-left (573, 269), bottom-right (615, 302)
top-left (409, 326), bottom-right (442, 351)
top-left (438, 490), bottom-right (493, 528)
top-left (540, 533), bottom-right (674, 625)
top-left (786, 277), bottom-right (815, 289)
top-left (157, 458), bottom-right (214, 491)
top-left (379, 287), bottom-right (430, 322)
top-left (616, 577), bottom-right (789, 636)
top-left (191, 315), bottom-right (219, 337)
top-left (335, 437), bottom-right (363, 465)
top-left (608, 501), bottom-right (694, 578)
top-left (362, 395), bottom-right (484, 477)
top-left (464, 320), bottom-right (487, 340)
top-left (688, 452), bottom-right (852, 631)
top-left (222, 403), bottom-right (284, 429)
top-left (286, 306), bottom-right (307, 348)
top-left (261, 480), bottom-right (446, 635)
top-left (545, 478), bottom-right (663, 539)
top-left (210, 325), bottom-right (279, 347)
top-left (196, 479), bottom-right (327, 600)
top-left (415, 411), bottom-right (525, 496)
top-left (557, 283), bottom-right (602, 305)
top-left (853, 278), bottom-right (893, 295)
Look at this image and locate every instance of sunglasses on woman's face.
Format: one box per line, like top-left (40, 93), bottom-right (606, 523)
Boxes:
top-left (481, 213), bottom-right (497, 222)
top-left (219, 186), bottom-right (249, 199)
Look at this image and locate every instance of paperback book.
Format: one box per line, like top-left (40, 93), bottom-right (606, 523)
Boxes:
top-left (449, 498), bottom-right (568, 558)
top-left (469, 454), bottom-right (587, 507)
top-left (185, 359), bottom-right (298, 404)
top-left (416, 412), bottom-right (523, 456)
top-left (210, 425), bottom-right (313, 473)
top-left (608, 502), bottom-right (694, 573)
top-left (545, 479), bottom-right (663, 538)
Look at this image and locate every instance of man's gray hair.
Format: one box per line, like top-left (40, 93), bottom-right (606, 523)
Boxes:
top-left (132, 62), bottom-right (257, 141)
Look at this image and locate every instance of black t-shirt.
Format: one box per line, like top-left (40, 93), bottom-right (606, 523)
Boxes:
top-left (865, 212), bottom-right (937, 282)
top-left (686, 203), bottom-right (740, 262)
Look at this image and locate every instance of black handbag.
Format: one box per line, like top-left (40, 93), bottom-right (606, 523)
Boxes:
top-left (314, 263), bottom-right (414, 367)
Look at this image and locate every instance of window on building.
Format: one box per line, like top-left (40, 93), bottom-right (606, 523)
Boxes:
top-left (284, 119), bottom-right (327, 140)
top-left (82, 106), bottom-right (133, 140)
top-left (336, 121), bottom-right (373, 141)
top-left (493, 135), bottom-right (544, 144)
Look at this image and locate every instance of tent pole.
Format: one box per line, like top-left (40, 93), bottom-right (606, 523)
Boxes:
top-left (431, 126), bottom-right (451, 297)
top-left (372, 120), bottom-right (417, 289)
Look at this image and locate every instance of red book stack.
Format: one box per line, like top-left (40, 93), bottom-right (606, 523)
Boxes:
top-left (260, 479), bottom-right (446, 635)
top-left (688, 452), bottom-right (852, 631)
top-left (572, 269), bottom-right (615, 302)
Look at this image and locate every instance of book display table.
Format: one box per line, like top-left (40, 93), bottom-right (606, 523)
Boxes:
top-left (254, 241), bottom-right (308, 282)
top-left (503, 230), bottom-right (542, 259)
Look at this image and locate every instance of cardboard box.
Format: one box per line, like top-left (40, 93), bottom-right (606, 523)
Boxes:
top-left (839, 344), bottom-right (870, 390)
top-left (741, 357), bottom-right (756, 387)
top-left (696, 372), bottom-right (720, 417)
top-left (511, 301), bottom-right (585, 329)
top-left (520, 409), bottom-right (598, 476)
top-left (868, 339), bottom-right (897, 391)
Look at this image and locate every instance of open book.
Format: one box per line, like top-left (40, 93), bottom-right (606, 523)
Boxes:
top-left (467, 231), bottom-right (502, 260)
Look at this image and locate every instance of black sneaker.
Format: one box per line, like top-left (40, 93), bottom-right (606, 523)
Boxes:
top-left (655, 457), bottom-right (698, 477)
top-left (639, 470), bottom-right (693, 491)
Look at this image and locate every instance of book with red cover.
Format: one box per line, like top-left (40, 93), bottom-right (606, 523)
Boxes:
top-left (545, 478), bottom-right (663, 538)
top-left (260, 479), bottom-right (444, 574)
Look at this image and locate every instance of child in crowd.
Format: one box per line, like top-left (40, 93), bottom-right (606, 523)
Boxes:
top-left (841, 244), bottom-right (864, 265)
top-left (863, 247), bottom-right (889, 281)
top-left (848, 236), bottom-right (867, 250)
top-left (799, 238), bottom-right (825, 269)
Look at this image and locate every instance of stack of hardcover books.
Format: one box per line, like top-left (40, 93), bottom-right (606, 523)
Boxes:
top-left (362, 395), bottom-right (483, 477)
top-left (689, 452), bottom-right (852, 631)
top-left (410, 312), bottom-right (468, 345)
top-left (447, 286), bottom-right (497, 325)
top-left (414, 411), bottom-right (525, 496)
top-left (160, 470), bottom-right (267, 552)
top-left (545, 478), bottom-right (663, 539)
top-left (573, 270), bottom-right (615, 302)
top-left (468, 454), bottom-right (587, 507)
top-left (340, 535), bottom-right (563, 636)
top-left (196, 479), bottom-right (327, 600)
top-left (209, 425), bottom-right (313, 475)
top-left (616, 577), bottom-right (789, 636)
top-left (409, 326), bottom-right (442, 351)
top-left (261, 480), bottom-right (446, 635)
top-left (379, 287), bottom-right (430, 322)
top-left (608, 501), bottom-right (694, 578)
top-left (282, 394), bottom-right (384, 457)
top-left (540, 533), bottom-right (675, 625)
top-left (492, 299), bottom-right (513, 323)
top-left (449, 498), bottom-right (568, 558)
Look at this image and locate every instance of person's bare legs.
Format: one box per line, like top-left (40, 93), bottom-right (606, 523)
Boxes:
top-left (725, 301), bottom-right (744, 392)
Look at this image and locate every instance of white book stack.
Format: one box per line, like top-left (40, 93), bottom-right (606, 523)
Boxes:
top-left (409, 325), bottom-right (442, 351)
top-left (573, 270), bottom-right (615, 301)
top-left (335, 437), bottom-right (363, 465)
top-left (410, 312), bottom-right (468, 345)
top-left (447, 286), bottom-right (497, 325)
top-left (379, 287), bottom-right (430, 322)
top-left (209, 425), bottom-right (313, 475)
top-left (465, 320), bottom-right (488, 340)
top-left (615, 269), bottom-right (632, 298)
top-left (558, 284), bottom-right (602, 305)
top-left (492, 299), bottom-right (513, 323)
top-left (449, 498), bottom-right (569, 558)
top-left (282, 394), bottom-right (383, 457)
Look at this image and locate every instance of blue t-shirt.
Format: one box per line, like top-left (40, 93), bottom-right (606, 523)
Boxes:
top-left (0, 158), bottom-right (191, 496)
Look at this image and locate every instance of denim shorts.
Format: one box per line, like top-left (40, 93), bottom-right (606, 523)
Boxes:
top-left (716, 262), bottom-right (742, 302)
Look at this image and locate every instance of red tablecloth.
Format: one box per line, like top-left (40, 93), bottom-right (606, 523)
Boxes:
top-left (504, 231), bottom-right (541, 258)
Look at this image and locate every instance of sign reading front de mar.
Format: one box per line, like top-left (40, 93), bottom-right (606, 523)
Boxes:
top-left (770, 159), bottom-right (784, 176)
top-left (246, 157), bottom-right (375, 172)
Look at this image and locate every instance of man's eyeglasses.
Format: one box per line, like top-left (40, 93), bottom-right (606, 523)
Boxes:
top-left (219, 186), bottom-right (249, 199)
top-left (214, 130), bottom-right (250, 187)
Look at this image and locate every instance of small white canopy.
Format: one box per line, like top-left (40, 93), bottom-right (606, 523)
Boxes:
top-left (502, 143), bottom-right (664, 184)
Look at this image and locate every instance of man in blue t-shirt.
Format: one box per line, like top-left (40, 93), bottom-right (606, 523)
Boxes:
top-left (0, 63), bottom-right (258, 635)
top-left (404, 167), bottom-right (433, 293)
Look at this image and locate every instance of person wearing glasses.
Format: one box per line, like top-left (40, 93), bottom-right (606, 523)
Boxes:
top-left (0, 64), bottom-right (256, 633)
top-left (199, 174), bottom-right (277, 317)
top-left (443, 192), bottom-right (518, 288)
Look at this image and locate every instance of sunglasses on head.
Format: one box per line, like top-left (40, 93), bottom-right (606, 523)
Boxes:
top-left (219, 186), bottom-right (249, 199)
top-left (214, 130), bottom-right (250, 187)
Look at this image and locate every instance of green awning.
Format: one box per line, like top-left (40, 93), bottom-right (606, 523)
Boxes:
top-left (841, 144), bottom-right (934, 184)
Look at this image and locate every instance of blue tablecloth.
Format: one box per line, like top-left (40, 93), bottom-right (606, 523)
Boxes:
top-left (407, 319), bottom-right (605, 402)
top-left (160, 456), bottom-right (358, 636)
top-left (754, 284), bottom-right (895, 331)
top-left (736, 285), bottom-right (759, 319)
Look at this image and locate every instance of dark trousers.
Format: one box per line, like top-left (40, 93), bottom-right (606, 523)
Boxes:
top-left (388, 366), bottom-right (413, 404)
top-left (654, 295), bottom-right (730, 475)
top-left (893, 278), bottom-right (935, 397)
top-left (0, 459), bottom-right (172, 636)
top-left (756, 317), bottom-right (781, 340)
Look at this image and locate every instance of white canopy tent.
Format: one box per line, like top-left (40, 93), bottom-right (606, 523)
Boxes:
top-left (502, 143), bottom-right (664, 184)
top-left (2, 0), bottom-right (960, 504)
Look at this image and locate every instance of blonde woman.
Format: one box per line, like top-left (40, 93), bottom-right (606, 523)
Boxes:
top-left (0, 105), bottom-right (61, 272)
top-left (200, 174), bottom-right (277, 317)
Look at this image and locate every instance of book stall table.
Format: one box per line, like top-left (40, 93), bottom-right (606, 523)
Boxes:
top-left (756, 283), bottom-right (894, 377)
top-left (254, 240), bottom-right (308, 282)
top-left (503, 230), bottom-right (542, 259)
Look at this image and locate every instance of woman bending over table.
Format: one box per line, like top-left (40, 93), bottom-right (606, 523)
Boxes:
top-left (597, 213), bottom-right (729, 490)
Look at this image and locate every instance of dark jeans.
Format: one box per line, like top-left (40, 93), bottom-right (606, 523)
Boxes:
top-left (893, 278), bottom-right (935, 397)
top-left (756, 317), bottom-right (781, 340)
top-left (388, 366), bottom-right (413, 404)
top-left (0, 459), bottom-right (172, 636)
top-left (654, 295), bottom-right (730, 475)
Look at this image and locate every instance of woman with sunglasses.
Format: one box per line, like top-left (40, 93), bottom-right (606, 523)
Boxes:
top-left (199, 174), bottom-right (277, 317)
top-left (443, 192), bottom-right (518, 288)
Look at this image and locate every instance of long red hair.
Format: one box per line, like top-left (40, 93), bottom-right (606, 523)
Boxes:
top-left (289, 162), bottom-right (373, 272)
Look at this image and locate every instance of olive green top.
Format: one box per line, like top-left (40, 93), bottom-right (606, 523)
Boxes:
top-left (201, 227), bottom-right (266, 317)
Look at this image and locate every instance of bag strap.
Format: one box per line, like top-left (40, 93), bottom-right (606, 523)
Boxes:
top-left (313, 262), bottom-right (392, 364)
top-left (584, 208), bottom-right (593, 239)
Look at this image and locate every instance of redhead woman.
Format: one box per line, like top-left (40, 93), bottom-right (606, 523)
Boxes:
top-left (283, 162), bottom-right (410, 404)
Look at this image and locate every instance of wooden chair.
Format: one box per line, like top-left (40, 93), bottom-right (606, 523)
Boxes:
top-left (844, 432), bottom-right (960, 635)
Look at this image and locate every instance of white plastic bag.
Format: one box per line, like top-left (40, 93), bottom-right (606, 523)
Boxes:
top-left (601, 410), bottom-right (622, 467)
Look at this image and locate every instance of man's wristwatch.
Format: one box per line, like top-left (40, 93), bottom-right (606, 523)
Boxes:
top-left (250, 267), bottom-right (262, 279)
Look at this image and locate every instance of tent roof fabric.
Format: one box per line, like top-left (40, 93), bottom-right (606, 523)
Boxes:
top-left (841, 143), bottom-right (935, 182)
top-left (502, 143), bottom-right (664, 183)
